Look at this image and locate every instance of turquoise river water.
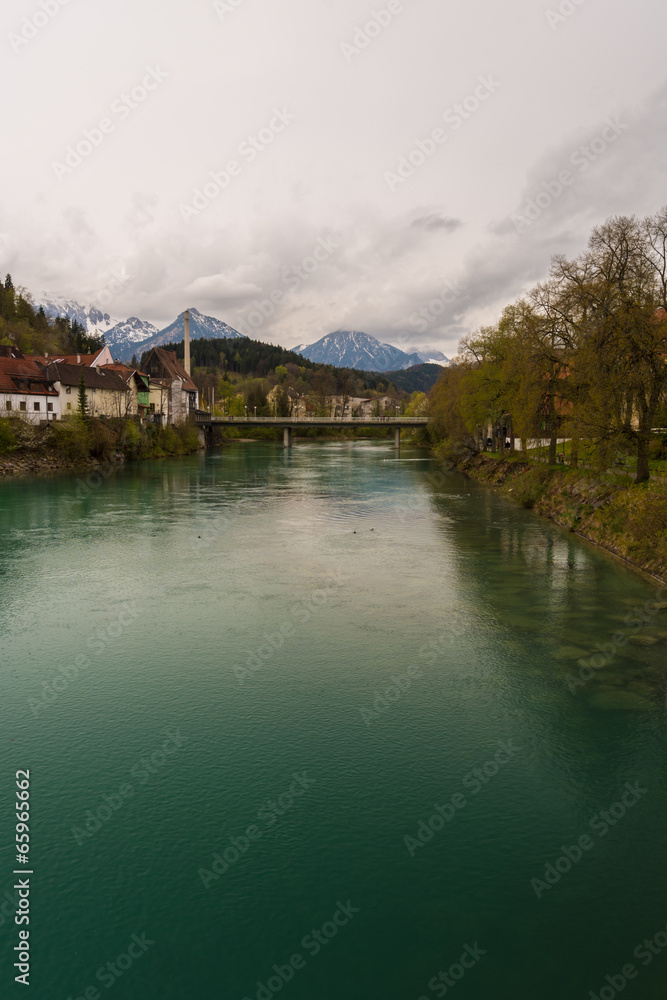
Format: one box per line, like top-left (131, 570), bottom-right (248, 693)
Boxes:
top-left (0, 440), bottom-right (666, 1000)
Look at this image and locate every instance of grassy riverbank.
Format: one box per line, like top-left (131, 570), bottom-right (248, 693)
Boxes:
top-left (0, 416), bottom-right (202, 476)
top-left (456, 454), bottom-right (667, 582)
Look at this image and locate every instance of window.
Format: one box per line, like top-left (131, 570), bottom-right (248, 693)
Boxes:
top-left (66, 402), bottom-right (71, 410)
top-left (47, 403), bottom-right (53, 412)
top-left (33, 402), bottom-right (40, 411)
top-left (65, 386), bottom-right (71, 394)
top-left (5, 401), bottom-right (10, 410)
top-left (149, 403), bottom-right (155, 413)
top-left (19, 401), bottom-right (26, 411)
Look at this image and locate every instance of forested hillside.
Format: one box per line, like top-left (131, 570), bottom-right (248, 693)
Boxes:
top-left (0, 276), bottom-right (104, 356)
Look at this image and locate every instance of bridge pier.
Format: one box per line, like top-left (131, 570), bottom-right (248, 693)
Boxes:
top-left (283, 427), bottom-right (292, 449)
top-left (395, 427), bottom-right (401, 450)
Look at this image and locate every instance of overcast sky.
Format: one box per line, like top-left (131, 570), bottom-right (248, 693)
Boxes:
top-left (2, 0), bottom-right (666, 356)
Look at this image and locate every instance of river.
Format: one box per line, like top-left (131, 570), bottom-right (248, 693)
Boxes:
top-left (1, 440), bottom-right (666, 1000)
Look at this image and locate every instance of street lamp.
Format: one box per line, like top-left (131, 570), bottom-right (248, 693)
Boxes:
top-left (244, 406), bottom-right (248, 419)
top-left (396, 405), bottom-right (400, 418)
top-left (254, 406), bottom-right (257, 418)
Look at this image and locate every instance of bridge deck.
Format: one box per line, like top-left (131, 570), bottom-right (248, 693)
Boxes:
top-left (194, 413), bottom-right (428, 428)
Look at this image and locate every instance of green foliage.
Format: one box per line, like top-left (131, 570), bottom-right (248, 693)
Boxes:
top-left (18, 416), bottom-right (202, 467)
top-left (0, 418), bottom-right (18, 454)
top-left (274, 385), bottom-right (290, 417)
top-left (428, 208), bottom-right (667, 484)
top-left (649, 435), bottom-right (667, 461)
top-left (148, 336), bottom-right (404, 401)
top-left (77, 370), bottom-right (88, 419)
top-left (120, 419), bottom-right (142, 458)
top-left (87, 419), bottom-right (115, 460)
top-left (151, 421), bottom-right (200, 456)
top-left (55, 316), bottom-right (105, 355)
top-left (404, 391), bottom-right (428, 416)
top-left (49, 416), bottom-right (95, 462)
top-left (0, 275), bottom-right (105, 358)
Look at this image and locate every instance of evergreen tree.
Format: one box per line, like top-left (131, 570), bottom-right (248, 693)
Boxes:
top-left (77, 370), bottom-right (88, 419)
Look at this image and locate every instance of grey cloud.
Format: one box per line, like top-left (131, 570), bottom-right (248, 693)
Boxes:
top-left (411, 214), bottom-right (463, 233)
top-left (2, 0), bottom-right (666, 361)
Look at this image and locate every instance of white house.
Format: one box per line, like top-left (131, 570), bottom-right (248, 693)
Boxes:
top-left (46, 362), bottom-right (131, 418)
top-left (0, 350), bottom-right (59, 423)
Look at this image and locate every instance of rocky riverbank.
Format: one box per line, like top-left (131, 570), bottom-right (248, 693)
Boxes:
top-left (0, 451), bottom-right (128, 478)
top-left (456, 455), bottom-right (667, 583)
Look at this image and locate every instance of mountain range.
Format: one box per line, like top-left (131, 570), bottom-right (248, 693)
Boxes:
top-left (292, 330), bottom-right (449, 371)
top-left (38, 297), bottom-right (448, 372)
top-left (38, 297), bottom-right (245, 360)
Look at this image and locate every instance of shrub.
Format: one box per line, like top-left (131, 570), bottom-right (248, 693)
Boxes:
top-left (48, 416), bottom-right (91, 462)
top-left (173, 421), bottom-right (201, 452)
top-left (649, 436), bottom-right (667, 461)
top-left (0, 417), bottom-right (18, 454)
top-left (87, 418), bottom-right (117, 460)
top-left (156, 424), bottom-right (182, 455)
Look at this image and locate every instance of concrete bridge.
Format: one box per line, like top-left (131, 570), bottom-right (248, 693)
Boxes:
top-left (194, 412), bottom-right (429, 448)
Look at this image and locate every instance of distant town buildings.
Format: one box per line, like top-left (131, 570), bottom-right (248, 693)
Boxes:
top-left (0, 345), bottom-right (195, 425)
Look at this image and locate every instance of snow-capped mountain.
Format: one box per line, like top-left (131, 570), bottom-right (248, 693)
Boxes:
top-left (38, 297), bottom-right (247, 361)
top-left (121, 308), bottom-right (246, 360)
top-left (411, 350), bottom-right (450, 366)
top-left (39, 295), bottom-right (121, 338)
top-left (156, 308), bottom-right (244, 345)
top-left (104, 316), bottom-right (160, 356)
top-left (293, 330), bottom-right (449, 372)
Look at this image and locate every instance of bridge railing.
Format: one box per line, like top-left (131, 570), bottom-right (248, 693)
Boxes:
top-left (194, 412), bottom-right (428, 425)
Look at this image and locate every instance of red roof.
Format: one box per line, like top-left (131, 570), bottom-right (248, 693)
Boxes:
top-left (142, 348), bottom-right (198, 393)
top-left (0, 357), bottom-right (58, 396)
